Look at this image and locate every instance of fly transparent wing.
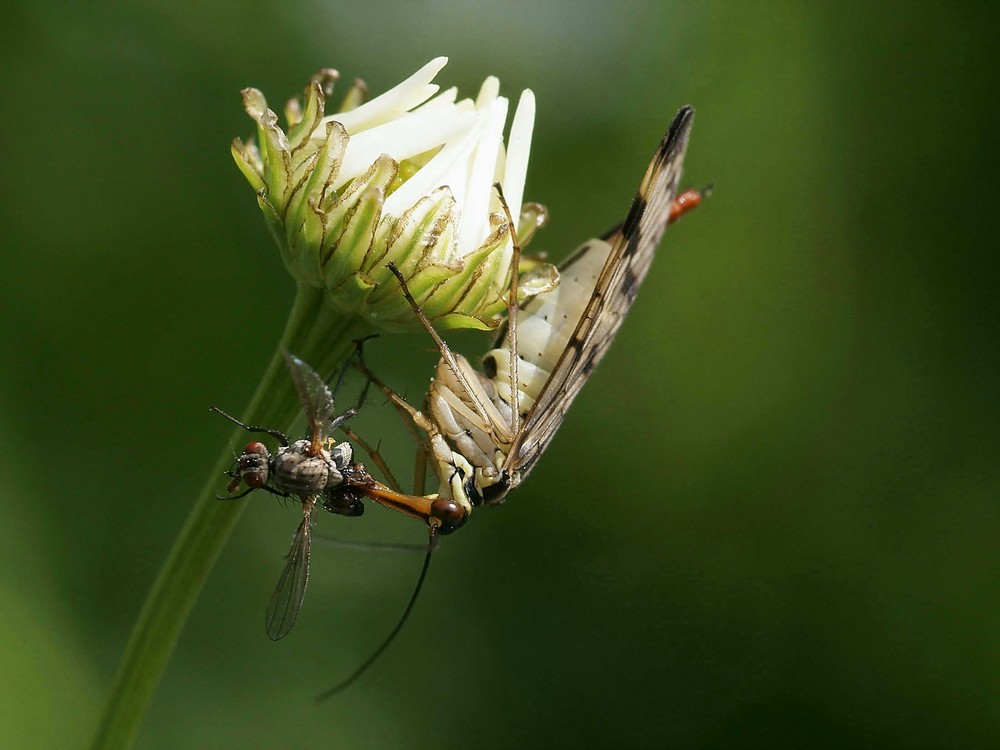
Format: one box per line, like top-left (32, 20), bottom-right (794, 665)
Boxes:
top-left (507, 106), bottom-right (694, 476)
top-left (284, 351), bottom-right (337, 446)
top-left (265, 503), bottom-right (313, 640)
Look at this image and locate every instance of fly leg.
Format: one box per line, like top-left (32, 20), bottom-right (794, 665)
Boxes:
top-left (327, 374), bottom-right (371, 433)
top-left (216, 485), bottom-right (290, 501)
top-left (385, 263), bottom-right (495, 432)
top-left (351, 341), bottom-right (432, 434)
top-left (210, 407), bottom-right (290, 446)
top-left (352, 341), bottom-right (439, 496)
top-left (338, 424), bottom-right (402, 494)
top-left (493, 182), bottom-right (524, 436)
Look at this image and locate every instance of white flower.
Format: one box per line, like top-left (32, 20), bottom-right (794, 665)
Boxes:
top-left (232, 57), bottom-right (555, 331)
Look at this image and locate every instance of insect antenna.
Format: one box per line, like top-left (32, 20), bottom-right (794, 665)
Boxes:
top-left (210, 406), bottom-right (290, 446)
top-left (315, 528), bottom-right (440, 702)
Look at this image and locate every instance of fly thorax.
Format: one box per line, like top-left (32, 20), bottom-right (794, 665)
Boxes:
top-left (272, 439), bottom-right (342, 494)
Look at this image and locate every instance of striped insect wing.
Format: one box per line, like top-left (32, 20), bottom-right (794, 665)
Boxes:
top-left (284, 351), bottom-right (337, 446)
top-left (503, 105), bottom-right (695, 477)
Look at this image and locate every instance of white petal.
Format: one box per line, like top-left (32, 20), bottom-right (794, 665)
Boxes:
top-left (415, 86), bottom-right (459, 112)
top-left (336, 107), bottom-right (476, 189)
top-left (502, 89), bottom-right (535, 218)
top-left (458, 97), bottom-right (509, 258)
top-left (320, 57), bottom-right (449, 134)
top-left (495, 89), bottom-right (535, 281)
top-left (475, 76), bottom-right (500, 109)
top-left (382, 118), bottom-right (482, 220)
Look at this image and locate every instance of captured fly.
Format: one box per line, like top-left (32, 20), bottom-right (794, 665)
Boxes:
top-left (213, 351), bottom-right (371, 640)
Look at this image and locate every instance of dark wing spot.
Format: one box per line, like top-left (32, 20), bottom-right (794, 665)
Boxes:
top-left (621, 193), bottom-right (648, 239)
top-left (622, 261), bottom-right (640, 301)
top-left (483, 355), bottom-right (497, 378)
top-left (623, 222), bottom-right (643, 259)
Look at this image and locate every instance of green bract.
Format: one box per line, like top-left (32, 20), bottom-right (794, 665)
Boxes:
top-left (232, 57), bottom-right (556, 332)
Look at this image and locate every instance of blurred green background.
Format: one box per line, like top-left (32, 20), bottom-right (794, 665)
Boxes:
top-left (2, 1), bottom-right (997, 748)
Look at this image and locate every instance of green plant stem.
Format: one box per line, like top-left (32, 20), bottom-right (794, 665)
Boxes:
top-left (90, 285), bottom-right (372, 750)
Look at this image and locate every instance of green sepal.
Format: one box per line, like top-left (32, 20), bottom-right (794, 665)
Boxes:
top-left (231, 139), bottom-right (264, 192)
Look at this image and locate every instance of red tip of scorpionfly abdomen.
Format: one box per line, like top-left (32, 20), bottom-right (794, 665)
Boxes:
top-left (668, 187), bottom-right (708, 225)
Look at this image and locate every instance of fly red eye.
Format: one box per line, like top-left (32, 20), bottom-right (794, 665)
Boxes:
top-left (243, 441), bottom-right (267, 455)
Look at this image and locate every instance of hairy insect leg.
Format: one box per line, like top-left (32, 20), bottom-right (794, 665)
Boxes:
top-left (352, 343), bottom-right (437, 495)
top-left (494, 182), bottom-right (524, 435)
top-left (216, 484), bottom-right (290, 502)
top-left (353, 338), bottom-right (437, 437)
top-left (210, 406), bottom-right (290, 446)
top-left (326, 334), bottom-right (380, 394)
top-left (384, 263), bottom-right (494, 430)
top-left (328, 375), bottom-right (371, 433)
top-left (216, 486), bottom-right (256, 501)
top-left (383, 263), bottom-right (458, 364)
top-left (339, 425), bottom-right (402, 494)
top-left (310, 342), bottom-right (374, 437)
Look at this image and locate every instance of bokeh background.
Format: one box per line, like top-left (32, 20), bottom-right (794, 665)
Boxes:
top-left (2, 2), bottom-right (997, 748)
